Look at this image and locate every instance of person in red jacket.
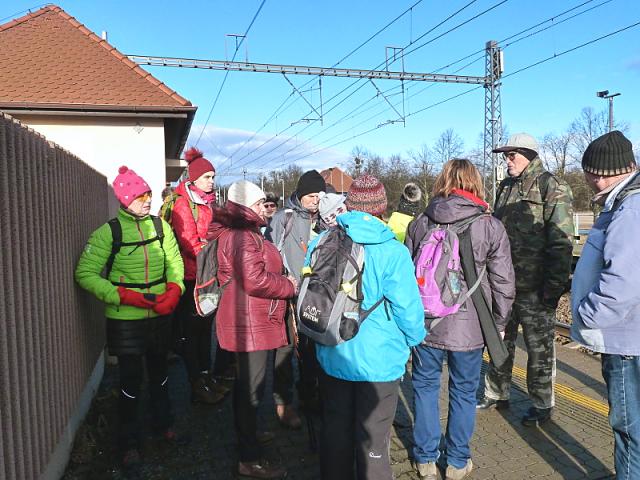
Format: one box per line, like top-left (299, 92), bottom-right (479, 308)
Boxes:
top-left (208, 180), bottom-right (297, 479)
top-left (171, 147), bottom-right (227, 404)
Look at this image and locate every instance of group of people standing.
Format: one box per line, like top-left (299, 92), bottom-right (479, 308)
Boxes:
top-left (75, 128), bottom-right (638, 480)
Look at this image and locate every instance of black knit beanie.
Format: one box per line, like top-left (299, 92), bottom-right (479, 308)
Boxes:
top-left (582, 130), bottom-right (636, 176)
top-left (296, 170), bottom-right (326, 199)
top-left (397, 182), bottom-right (422, 217)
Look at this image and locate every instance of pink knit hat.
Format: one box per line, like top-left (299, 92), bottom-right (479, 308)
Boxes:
top-left (184, 147), bottom-right (215, 182)
top-left (345, 174), bottom-right (387, 217)
top-left (112, 166), bottom-right (151, 207)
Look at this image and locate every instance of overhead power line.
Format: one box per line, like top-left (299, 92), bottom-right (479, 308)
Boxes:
top-left (194, 0), bottom-right (267, 146)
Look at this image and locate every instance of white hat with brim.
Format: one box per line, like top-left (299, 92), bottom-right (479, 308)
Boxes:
top-left (493, 132), bottom-right (539, 154)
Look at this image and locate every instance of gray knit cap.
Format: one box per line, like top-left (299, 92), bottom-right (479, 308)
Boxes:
top-left (582, 130), bottom-right (636, 176)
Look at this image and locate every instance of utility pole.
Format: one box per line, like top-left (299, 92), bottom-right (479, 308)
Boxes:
top-left (484, 40), bottom-right (504, 206)
top-left (597, 90), bottom-right (621, 132)
top-left (354, 156), bottom-right (363, 177)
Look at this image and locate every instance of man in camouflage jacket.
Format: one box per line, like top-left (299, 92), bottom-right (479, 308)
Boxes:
top-left (477, 133), bottom-right (574, 427)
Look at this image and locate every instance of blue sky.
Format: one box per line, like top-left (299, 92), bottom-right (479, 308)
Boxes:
top-left (5, 1), bottom-right (640, 181)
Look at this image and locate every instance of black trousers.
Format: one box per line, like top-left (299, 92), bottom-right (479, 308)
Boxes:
top-left (233, 347), bottom-right (292, 461)
top-left (118, 351), bottom-right (172, 450)
top-left (320, 372), bottom-right (400, 480)
top-left (174, 280), bottom-right (214, 380)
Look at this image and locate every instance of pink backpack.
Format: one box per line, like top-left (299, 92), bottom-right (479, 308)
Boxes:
top-left (414, 215), bottom-right (485, 319)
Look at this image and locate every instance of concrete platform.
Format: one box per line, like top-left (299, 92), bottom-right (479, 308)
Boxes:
top-left (63, 338), bottom-right (615, 479)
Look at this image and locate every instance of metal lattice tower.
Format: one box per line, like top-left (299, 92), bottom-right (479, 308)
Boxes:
top-left (483, 40), bottom-right (503, 205)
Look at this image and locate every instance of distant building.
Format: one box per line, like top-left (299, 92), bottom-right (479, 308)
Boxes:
top-left (320, 167), bottom-right (353, 194)
top-left (0, 5), bottom-right (196, 212)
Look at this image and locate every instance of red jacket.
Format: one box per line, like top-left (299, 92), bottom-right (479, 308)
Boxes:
top-left (172, 181), bottom-right (214, 280)
top-left (209, 201), bottom-right (296, 352)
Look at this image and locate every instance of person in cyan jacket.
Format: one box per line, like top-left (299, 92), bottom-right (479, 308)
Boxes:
top-left (405, 159), bottom-right (515, 480)
top-left (305, 174), bottom-right (426, 480)
top-left (75, 166), bottom-right (185, 469)
top-left (571, 131), bottom-right (640, 480)
top-left (208, 180), bottom-right (297, 479)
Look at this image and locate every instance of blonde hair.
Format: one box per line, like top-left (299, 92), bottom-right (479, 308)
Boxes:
top-left (432, 158), bottom-right (484, 200)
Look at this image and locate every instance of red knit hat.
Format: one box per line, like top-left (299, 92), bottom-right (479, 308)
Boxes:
top-left (346, 174), bottom-right (387, 217)
top-left (184, 147), bottom-right (215, 181)
top-left (112, 166), bottom-right (151, 207)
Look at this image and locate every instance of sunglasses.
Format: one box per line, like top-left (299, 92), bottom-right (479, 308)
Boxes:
top-left (135, 192), bottom-right (152, 202)
top-left (263, 203), bottom-right (277, 209)
top-left (502, 151), bottom-right (518, 160)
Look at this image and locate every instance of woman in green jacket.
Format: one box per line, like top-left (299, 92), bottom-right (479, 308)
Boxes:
top-left (75, 166), bottom-right (185, 469)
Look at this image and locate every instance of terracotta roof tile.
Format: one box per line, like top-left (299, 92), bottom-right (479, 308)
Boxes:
top-left (0, 5), bottom-right (193, 110)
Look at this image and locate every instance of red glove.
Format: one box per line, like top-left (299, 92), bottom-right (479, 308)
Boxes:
top-left (154, 282), bottom-right (182, 316)
top-left (118, 287), bottom-right (156, 309)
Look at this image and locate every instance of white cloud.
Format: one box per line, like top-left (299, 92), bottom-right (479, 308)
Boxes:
top-left (187, 124), bottom-right (349, 183)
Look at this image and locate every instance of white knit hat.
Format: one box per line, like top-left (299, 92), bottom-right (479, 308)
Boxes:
top-left (319, 192), bottom-right (347, 223)
top-left (228, 180), bottom-right (266, 208)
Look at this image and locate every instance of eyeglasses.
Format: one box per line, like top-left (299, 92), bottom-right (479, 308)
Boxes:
top-left (503, 151), bottom-right (518, 160)
top-left (135, 192), bottom-right (152, 202)
top-left (263, 203), bottom-right (277, 209)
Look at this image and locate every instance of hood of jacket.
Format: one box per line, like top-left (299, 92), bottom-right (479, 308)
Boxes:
top-left (336, 211), bottom-right (394, 245)
top-left (208, 201), bottom-right (265, 240)
top-left (425, 191), bottom-right (488, 224)
top-left (284, 192), bottom-right (314, 219)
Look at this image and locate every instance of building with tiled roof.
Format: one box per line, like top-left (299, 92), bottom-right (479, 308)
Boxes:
top-left (320, 166), bottom-right (353, 194)
top-left (0, 5), bottom-right (197, 209)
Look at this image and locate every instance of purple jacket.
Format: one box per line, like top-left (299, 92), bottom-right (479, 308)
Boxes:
top-left (405, 193), bottom-right (516, 351)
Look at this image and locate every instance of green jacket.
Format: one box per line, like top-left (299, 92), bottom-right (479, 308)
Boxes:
top-left (75, 209), bottom-right (185, 320)
top-left (387, 211), bottom-right (414, 243)
top-left (494, 157), bottom-right (574, 299)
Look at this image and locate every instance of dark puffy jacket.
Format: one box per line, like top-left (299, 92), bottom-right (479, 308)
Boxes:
top-left (172, 180), bottom-right (214, 281)
top-left (405, 192), bottom-right (516, 352)
top-left (208, 201), bottom-right (296, 352)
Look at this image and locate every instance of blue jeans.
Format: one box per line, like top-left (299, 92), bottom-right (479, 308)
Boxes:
top-left (412, 346), bottom-right (483, 469)
top-left (601, 354), bottom-right (640, 480)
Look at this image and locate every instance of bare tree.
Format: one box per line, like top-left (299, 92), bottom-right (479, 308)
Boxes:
top-left (432, 128), bottom-right (464, 166)
top-left (541, 132), bottom-right (575, 177)
top-left (408, 144), bottom-right (434, 205)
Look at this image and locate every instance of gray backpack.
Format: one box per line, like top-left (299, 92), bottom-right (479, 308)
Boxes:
top-left (296, 227), bottom-right (385, 346)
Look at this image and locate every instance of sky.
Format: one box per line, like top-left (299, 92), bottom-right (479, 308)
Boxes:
top-left (4, 0), bottom-right (640, 182)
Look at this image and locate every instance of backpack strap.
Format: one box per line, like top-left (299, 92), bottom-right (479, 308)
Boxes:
top-left (458, 228), bottom-right (508, 368)
top-left (106, 215), bottom-right (167, 289)
top-left (277, 209), bottom-right (296, 273)
top-left (106, 218), bottom-right (122, 279)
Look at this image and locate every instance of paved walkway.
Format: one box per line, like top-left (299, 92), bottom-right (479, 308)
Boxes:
top-left (63, 337), bottom-right (614, 479)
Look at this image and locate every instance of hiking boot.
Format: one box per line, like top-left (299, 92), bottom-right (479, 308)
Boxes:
top-left (416, 461), bottom-right (440, 480)
top-left (237, 459), bottom-right (287, 478)
top-left (522, 407), bottom-right (553, 427)
top-left (476, 397), bottom-right (509, 410)
top-left (191, 376), bottom-right (225, 405)
top-left (203, 371), bottom-right (231, 396)
top-left (276, 404), bottom-right (302, 430)
top-left (445, 459), bottom-right (473, 480)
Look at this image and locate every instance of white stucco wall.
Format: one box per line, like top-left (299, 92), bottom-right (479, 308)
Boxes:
top-left (16, 115), bottom-right (167, 214)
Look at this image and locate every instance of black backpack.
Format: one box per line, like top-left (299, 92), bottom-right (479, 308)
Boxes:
top-left (296, 227), bottom-right (386, 346)
top-left (193, 236), bottom-right (224, 317)
top-left (106, 216), bottom-right (166, 288)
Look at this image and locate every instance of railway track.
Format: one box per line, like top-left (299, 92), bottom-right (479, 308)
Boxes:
top-left (555, 321), bottom-right (572, 339)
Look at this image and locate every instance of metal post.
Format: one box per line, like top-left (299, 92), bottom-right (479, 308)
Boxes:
top-left (597, 90), bottom-right (620, 133)
top-left (281, 179), bottom-right (285, 201)
top-left (484, 40), bottom-right (503, 206)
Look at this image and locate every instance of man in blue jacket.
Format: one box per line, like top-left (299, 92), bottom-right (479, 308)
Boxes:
top-left (571, 131), bottom-right (640, 480)
top-left (306, 174), bottom-right (426, 480)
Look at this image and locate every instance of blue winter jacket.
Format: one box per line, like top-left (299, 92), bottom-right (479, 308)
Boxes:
top-left (571, 172), bottom-right (640, 355)
top-left (305, 211), bottom-right (426, 382)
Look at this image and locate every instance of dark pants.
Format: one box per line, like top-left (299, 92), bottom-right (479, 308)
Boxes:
top-left (320, 372), bottom-right (400, 480)
top-left (118, 351), bottom-right (171, 450)
top-left (175, 280), bottom-right (214, 380)
top-left (213, 342), bottom-right (234, 377)
top-left (233, 347), bottom-right (293, 461)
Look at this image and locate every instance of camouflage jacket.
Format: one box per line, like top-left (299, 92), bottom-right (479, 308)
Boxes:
top-left (494, 157), bottom-right (574, 299)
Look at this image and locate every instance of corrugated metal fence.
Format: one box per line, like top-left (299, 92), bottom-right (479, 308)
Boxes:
top-left (0, 113), bottom-right (108, 479)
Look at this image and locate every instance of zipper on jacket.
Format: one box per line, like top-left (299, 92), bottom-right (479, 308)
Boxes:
top-left (135, 220), bottom-right (152, 318)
